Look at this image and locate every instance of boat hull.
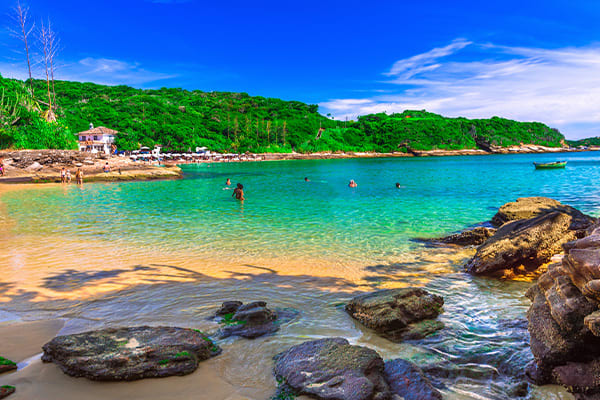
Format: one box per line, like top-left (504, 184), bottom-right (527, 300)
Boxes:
top-left (534, 162), bottom-right (567, 169)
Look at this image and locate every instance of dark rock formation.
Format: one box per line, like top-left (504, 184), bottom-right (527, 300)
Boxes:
top-left (216, 301), bottom-right (297, 339)
top-left (384, 359), bottom-right (442, 400)
top-left (422, 227), bottom-right (496, 246)
top-left (345, 288), bottom-right (444, 342)
top-left (466, 208), bottom-right (594, 276)
top-left (0, 386), bottom-right (15, 399)
top-left (0, 357), bottom-right (16, 374)
top-left (273, 338), bottom-right (441, 400)
top-left (274, 338), bottom-right (391, 400)
top-left (41, 326), bottom-right (221, 381)
top-left (526, 229), bottom-right (600, 397)
top-left (492, 197), bottom-right (595, 228)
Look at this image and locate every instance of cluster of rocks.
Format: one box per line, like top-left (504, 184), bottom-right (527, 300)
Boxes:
top-left (525, 227), bottom-right (600, 399)
top-left (274, 338), bottom-right (441, 400)
top-left (430, 197), bottom-right (597, 277)
top-left (215, 300), bottom-right (297, 339)
top-left (1, 150), bottom-right (103, 170)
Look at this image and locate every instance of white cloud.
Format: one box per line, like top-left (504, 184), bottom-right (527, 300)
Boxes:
top-left (320, 40), bottom-right (600, 139)
top-left (0, 57), bottom-right (176, 87)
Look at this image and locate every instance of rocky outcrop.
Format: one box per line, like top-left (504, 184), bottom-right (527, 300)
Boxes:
top-left (215, 301), bottom-right (297, 339)
top-left (0, 357), bottom-right (16, 374)
top-left (41, 326), bottom-right (221, 381)
top-left (273, 338), bottom-right (441, 400)
top-left (492, 197), bottom-right (595, 227)
top-left (345, 288), bottom-right (444, 342)
top-left (0, 386), bottom-right (15, 399)
top-left (423, 227), bottom-right (496, 246)
top-left (466, 198), bottom-right (595, 276)
top-left (526, 229), bottom-right (600, 397)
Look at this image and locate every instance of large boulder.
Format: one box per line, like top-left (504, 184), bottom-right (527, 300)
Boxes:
top-left (492, 197), bottom-right (594, 228)
top-left (466, 210), bottom-right (592, 276)
top-left (41, 326), bottom-right (221, 381)
top-left (345, 288), bottom-right (444, 342)
top-left (526, 232), bottom-right (600, 397)
top-left (215, 301), bottom-right (297, 339)
top-left (274, 338), bottom-right (391, 400)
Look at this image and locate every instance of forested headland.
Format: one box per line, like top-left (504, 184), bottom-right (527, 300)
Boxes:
top-left (0, 75), bottom-right (566, 153)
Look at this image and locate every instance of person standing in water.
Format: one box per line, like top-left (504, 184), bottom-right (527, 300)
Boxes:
top-left (232, 183), bottom-right (245, 201)
top-left (226, 178), bottom-right (231, 186)
top-left (75, 168), bottom-right (84, 184)
top-left (60, 168), bottom-right (66, 183)
top-left (348, 179), bottom-right (357, 188)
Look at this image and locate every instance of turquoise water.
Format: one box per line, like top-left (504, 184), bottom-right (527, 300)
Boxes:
top-left (3, 152), bottom-right (600, 265)
top-left (2, 152), bottom-right (599, 400)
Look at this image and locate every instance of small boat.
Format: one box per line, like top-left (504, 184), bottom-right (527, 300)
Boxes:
top-left (533, 161), bottom-right (567, 169)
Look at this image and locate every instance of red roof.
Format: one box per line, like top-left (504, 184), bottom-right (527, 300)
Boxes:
top-left (77, 126), bottom-right (118, 135)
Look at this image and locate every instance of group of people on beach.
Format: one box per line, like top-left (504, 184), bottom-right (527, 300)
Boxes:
top-left (60, 167), bottom-right (84, 184)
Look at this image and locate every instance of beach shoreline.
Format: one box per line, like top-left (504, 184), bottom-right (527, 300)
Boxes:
top-left (0, 145), bottom-right (595, 185)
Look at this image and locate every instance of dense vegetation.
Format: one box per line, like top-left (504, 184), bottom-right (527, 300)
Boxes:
top-left (0, 75), bottom-right (565, 152)
top-left (567, 137), bottom-right (600, 147)
top-left (0, 76), bottom-right (76, 149)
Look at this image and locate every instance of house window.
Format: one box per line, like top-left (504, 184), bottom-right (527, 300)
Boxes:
top-left (94, 136), bottom-right (98, 140)
top-left (80, 136), bottom-right (85, 141)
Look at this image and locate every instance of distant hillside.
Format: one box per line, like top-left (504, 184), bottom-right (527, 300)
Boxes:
top-left (567, 137), bottom-right (600, 147)
top-left (1, 75), bottom-right (565, 152)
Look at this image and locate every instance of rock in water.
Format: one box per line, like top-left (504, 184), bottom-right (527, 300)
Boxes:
top-left (274, 338), bottom-right (392, 400)
top-left (422, 227), bottom-right (496, 246)
top-left (345, 288), bottom-right (444, 342)
top-left (492, 197), bottom-right (595, 228)
top-left (0, 386), bottom-right (15, 399)
top-left (526, 228), bottom-right (600, 397)
top-left (41, 326), bottom-right (221, 381)
top-left (466, 210), bottom-right (594, 276)
top-left (384, 359), bottom-right (442, 400)
top-left (216, 301), bottom-right (296, 339)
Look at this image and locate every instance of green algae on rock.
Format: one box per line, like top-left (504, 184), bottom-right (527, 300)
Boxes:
top-left (41, 326), bottom-right (221, 381)
top-left (0, 357), bottom-right (17, 374)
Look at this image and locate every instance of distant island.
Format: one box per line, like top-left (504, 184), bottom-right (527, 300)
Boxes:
top-left (0, 75), bottom-right (568, 153)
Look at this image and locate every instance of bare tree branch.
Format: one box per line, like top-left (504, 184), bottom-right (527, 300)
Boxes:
top-left (9, 1), bottom-right (35, 97)
top-left (37, 20), bottom-right (55, 121)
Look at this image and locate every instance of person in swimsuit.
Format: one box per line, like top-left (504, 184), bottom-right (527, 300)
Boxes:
top-left (304, 177), bottom-right (309, 182)
top-left (66, 170), bottom-right (72, 183)
top-left (348, 179), bottom-right (357, 188)
top-left (395, 182), bottom-right (401, 188)
top-left (103, 163), bottom-right (111, 173)
top-left (60, 167), bottom-right (66, 183)
top-left (76, 168), bottom-right (84, 184)
top-left (226, 178), bottom-right (231, 186)
top-left (0, 159), bottom-right (4, 177)
top-left (232, 183), bottom-right (245, 201)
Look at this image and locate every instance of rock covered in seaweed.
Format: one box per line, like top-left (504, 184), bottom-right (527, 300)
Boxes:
top-left (0, 357), bottom-right (16, 375)
top-left (526, 226), bottom-right (600, 397)
top-left (345, 288), bottom-right (444, 342)
top-left (273, 338), bottom-right (441, 400)
top-left (215, 300), bottom-right (297, 339)
top-left (0, 386), bottom-right (15, 399)
top-left (41, 326), bottom-right (221, 381)
top-left (466, 198), bottom-right (595, 276)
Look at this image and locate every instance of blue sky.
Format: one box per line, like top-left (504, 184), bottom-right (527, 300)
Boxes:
top-left (1, 0), bottom-right (599, 139)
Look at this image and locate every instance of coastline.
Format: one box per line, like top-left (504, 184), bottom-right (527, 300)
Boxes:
top-left (0, 145), bottom-right (595, 185)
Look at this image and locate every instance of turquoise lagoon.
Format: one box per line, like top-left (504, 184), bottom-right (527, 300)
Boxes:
top-left (2, 152), bottom-right (599, 399)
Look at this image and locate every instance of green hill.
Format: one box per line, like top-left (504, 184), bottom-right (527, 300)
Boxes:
top-left (0, 75), bottom-right (565, 153)
top-left (567, 137), bottom-right (600, 147)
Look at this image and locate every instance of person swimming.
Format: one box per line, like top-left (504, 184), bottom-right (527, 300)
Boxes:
top-left (304, 177), bottom-right (309, 182)
top-left (348, 179), bottom-right (357, 188)
top-left (395, 182), bottom-right (401, 188)
top-left (232, 183), bottom-right (245, 200)
top-left (226, 178), bottom-right (231, 186)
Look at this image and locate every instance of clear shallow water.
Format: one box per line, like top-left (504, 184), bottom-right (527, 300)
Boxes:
top-left (3, 152), bottom-right (599, 399)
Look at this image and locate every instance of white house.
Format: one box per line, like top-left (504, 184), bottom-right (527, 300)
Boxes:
top-left (77, 123), bottom-right (117, 154)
